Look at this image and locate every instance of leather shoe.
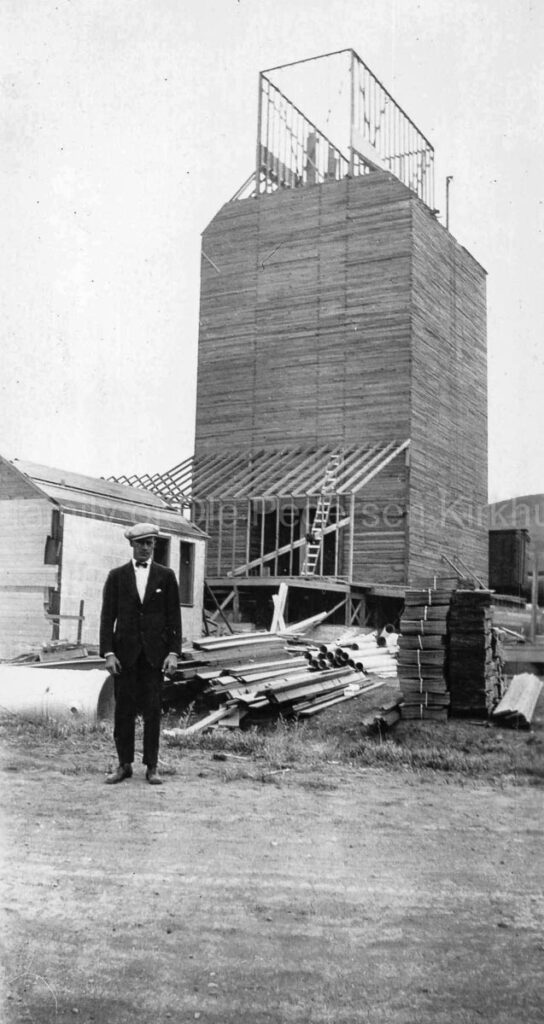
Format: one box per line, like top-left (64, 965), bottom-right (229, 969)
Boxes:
top-left (105, 763), bottom-right (133, 784)
top-left (146, 767), bottom-right (163, 785)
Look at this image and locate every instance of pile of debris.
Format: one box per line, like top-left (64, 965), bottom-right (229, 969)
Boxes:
top-left (163, 625), bottom-right (400, 737)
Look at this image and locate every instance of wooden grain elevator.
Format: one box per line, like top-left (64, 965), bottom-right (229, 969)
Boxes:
top-left (123, 50), bottom-right (488, 628)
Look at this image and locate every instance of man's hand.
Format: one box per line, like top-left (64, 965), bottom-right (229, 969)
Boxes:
top-left (104, 654), bottom-right (122, 676)
top-left (162, 653), bottom-right (179, 677)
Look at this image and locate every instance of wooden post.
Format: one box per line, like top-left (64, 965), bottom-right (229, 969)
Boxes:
top-left (260, 498), bottom-right (266, 576)
top-left (233, 584), bottom-right (240, 624)
top-left (203, 504), bottom-right (210, 578)
top-left (246, 499), bottom-right (251, 569)
top-left (334, 495), bottom-right (339, 577)
top-left (531, 547), bottom-right (539, 642)
top-left (274, 497), bottom-right (280, 576)
top-left (289, 496), bottom-right (295, 576)
top-left (232, 502), bottom-right (237, 575)
top-left (348, 493), bottom-right (355, 582)
top-left (217, 502), bottom-right (223, 576)
top-left (76, 600), bottom-right (84, 645)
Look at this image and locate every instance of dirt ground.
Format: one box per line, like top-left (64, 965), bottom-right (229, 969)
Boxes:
top-left (1, 725), bottom-right (543, 1024)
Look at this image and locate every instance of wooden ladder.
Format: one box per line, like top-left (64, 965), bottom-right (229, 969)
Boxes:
top-left (301, 452), bottom-right (343, 575)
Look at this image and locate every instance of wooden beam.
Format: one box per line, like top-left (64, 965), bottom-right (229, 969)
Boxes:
top-left (217, 502), bottom-right (223, 576)
top-left (204, 581), bottom-right (234, 633)
top-left (245, 498), bottom-right (251, 569)
top-left (274, 497), bottom-right (280, 576)
top-left (280, 598), bottom-right (347, 634)
top-left (208, 589), bottom-right (235, 623)
top-left (270, 582), bottom-right (288, 633)
top-left (350, 440), bottom-right (411, 494)
top-left (208, 575), bottom-right (353, 594)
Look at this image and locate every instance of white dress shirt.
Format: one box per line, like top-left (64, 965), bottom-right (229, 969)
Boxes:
top-left (133, 558), bottom-right (151, 602)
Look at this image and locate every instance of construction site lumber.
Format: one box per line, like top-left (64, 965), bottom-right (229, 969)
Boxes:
top-left (492, 673), bottom-right (543, 729)
top-left (398, 583), bottom-right (450, 721)
top-left (398, 579), bottom-right (510, 722)
top-left (448, 590), bottom-right (504, 717)
top-left (163, 625), bottom-right (398, 735)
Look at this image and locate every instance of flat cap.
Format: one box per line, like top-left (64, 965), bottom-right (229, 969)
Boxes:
top-left (124, 522), bottom-right (160, 541)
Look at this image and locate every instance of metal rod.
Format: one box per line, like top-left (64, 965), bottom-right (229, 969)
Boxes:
top-left (349, 49), bottom-right (355, 175)
top-left (256, 73), bottom-right (263, 193)
top-left (262, 48), bottom-right (352, 74)
top-left (446, 175), bottom-right (453, 230)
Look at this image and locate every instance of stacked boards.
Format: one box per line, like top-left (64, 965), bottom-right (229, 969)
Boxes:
top-left (397, 586), bottom-right (451, 720)
top-left (448, 590), bottom-right (504, 717)
top-left (398, 583), bottom-right (505, 721)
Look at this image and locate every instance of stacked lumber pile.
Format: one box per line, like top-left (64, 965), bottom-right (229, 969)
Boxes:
top-left (398, 586), bottom-right (452, 721)
top-left (163, 627), bottom-right (397, 737)
top-left (448, 590), bottom-right (504, 717)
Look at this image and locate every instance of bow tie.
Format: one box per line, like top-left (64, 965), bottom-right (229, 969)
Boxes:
top-left (135, 560), bottom-right (149, 569)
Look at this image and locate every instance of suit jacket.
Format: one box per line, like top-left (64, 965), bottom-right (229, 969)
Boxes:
top-left (99, 561), bottom-right (182, 669)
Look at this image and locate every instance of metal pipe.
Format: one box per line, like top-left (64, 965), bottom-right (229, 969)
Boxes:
top-left (0, 666), bottom-right (114, 723)
top-left (446, 175), bottom-right (453, 231)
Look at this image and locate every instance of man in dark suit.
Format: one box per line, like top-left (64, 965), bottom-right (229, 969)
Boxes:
top-left (100, 522), bottom-right (182, 785)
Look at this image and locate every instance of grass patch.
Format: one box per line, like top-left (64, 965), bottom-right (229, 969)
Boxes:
top-left (2, 694), bottom-right (543, 785)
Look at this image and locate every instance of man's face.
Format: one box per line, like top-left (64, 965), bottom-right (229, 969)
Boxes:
top-left (131, 537), bottom-right (156, 562)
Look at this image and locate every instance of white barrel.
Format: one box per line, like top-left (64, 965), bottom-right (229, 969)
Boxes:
top-left (0, 666), bottom-right (114, 723)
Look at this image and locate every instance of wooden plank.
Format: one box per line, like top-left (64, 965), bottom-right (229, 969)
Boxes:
top-left (270, 582), bottom-right (288, 633)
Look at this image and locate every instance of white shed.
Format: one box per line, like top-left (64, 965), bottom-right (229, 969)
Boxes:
top-left (0, 455), bottom-right (207, 660)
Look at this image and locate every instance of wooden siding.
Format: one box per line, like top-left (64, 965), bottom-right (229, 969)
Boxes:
top-left (0, 457), bottom-right (42, 500)
top-left (351, 454), bottom-right (408, 584)
top-left (196, 172), bottom-right (413, 453)
top-left (0, 498), bottom-right (56, 659)
top-left (195, 171), bottom-right (487, 588)
top-left (407, 204), bottom-right (488, 583)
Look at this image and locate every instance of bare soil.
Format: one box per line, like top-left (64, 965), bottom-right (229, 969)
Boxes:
top-left (1, 723), bottom-right (543, 1024)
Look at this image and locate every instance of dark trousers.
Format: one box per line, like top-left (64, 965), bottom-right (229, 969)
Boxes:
top-left (113, 651), bottom-right (163, 767)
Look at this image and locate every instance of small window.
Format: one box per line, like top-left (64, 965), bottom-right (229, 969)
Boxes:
top-left (179, 542), bottom-right (194, 606)
top-left (44, 509), bottom-right (62, 564)
top-left (153, 536), bottom-right (171, 567)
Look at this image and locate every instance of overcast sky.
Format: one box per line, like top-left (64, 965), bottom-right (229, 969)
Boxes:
top-left (1, 0), bottom-right (543, 503)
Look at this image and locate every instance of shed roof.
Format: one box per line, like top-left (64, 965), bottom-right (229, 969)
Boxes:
top-left (13, 459), bottom-right (205, 539)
